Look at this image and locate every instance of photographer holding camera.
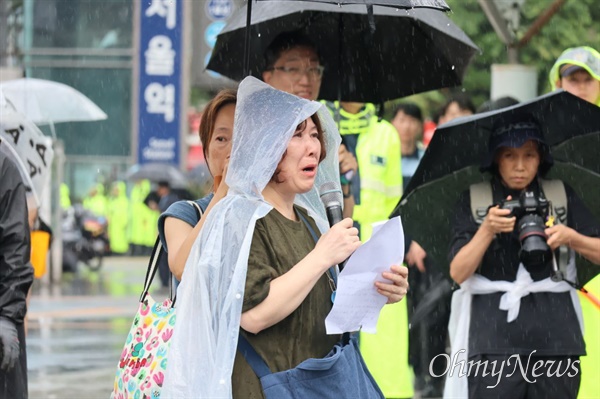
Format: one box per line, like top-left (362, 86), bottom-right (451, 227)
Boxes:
top-left (447, 120), bottom-right (600, 399)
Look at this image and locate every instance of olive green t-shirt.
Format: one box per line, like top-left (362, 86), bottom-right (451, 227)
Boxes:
top-left (232, 205), bottom-right (340, 399)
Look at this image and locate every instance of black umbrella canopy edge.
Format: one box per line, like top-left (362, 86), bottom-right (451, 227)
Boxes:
top-left (402, 90), bottom-right (600, 198)
top-left (255, 0), bottom-right (451, 12)
top-left (393, 162), bottom-right (600, 284)
top-left (207, 2), bottom-right (478, 102)
top-left (391, 90), bottom-right (600, 284)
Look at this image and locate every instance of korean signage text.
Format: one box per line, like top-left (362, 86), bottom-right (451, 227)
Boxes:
top-left (138, 0), bottom-right (183, 165)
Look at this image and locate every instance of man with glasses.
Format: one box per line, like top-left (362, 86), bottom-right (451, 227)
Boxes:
top-left (262, 32), bottom-right (324, 102)
top-left (262, 31), bottom-right (357, 217)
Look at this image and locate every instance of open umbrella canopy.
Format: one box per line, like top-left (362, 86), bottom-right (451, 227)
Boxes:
top-left (257, 0), bottom-right (449, 8)
top-left (125, 163), bottom-right (189, 188)
top-left (0, 95), bottom-right (54, 209)
top-left (243, 0), bottom-right (451, 76)
top-left (0, 78), bottom-right (107, 125)
top-left (391, 90), bottom-right (600, 285)
top-left (208, 1), bottom-right (477, 103)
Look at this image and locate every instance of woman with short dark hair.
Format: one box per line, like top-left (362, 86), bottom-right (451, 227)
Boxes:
top-left (447, 119), bottom-right (600, 398)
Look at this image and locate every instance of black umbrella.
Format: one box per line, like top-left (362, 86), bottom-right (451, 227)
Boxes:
top-left (391, 90), bottom-right (600, 285)
top-left (208, 1), bottom-right (478, 103)
top-left (242, 0), bottom-right (451, 77)
top-left (125, 163), bottom-right (189, 188)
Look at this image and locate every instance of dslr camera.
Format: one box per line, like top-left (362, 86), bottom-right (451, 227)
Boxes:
top-left (498, 191), bottom-right (552, 271)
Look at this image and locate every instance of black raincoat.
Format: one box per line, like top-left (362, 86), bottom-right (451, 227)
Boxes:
top-left (0, 153), bottom-right (33, 399)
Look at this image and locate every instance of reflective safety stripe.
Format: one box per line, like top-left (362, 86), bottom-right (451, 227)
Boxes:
top-left (360, 178), bottom-right (402, 197)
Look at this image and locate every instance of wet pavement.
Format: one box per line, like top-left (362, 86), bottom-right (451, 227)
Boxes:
top-left (27, 256), bottom-right (165, 399)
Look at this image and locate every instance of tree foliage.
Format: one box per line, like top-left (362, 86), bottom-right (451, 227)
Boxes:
top-left (445, 0), bottom-right (600, 106)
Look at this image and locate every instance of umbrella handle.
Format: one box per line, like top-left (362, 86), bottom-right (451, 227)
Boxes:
top-left (243, 0), bottom-right (253, 76)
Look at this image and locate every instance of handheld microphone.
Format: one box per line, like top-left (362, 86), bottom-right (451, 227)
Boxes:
top-left (319, 182), bottom-right (347, 271)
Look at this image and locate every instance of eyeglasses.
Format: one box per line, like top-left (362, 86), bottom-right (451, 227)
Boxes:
top-left (268, 65), bottom-right (325, 81)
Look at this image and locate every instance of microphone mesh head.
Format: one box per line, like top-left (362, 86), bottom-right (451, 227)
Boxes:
top-left (319, 182), bottom-right (343, 207)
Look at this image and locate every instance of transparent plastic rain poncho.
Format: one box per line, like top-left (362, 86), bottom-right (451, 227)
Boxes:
top-left (162, 77), bottom-right (342, 398)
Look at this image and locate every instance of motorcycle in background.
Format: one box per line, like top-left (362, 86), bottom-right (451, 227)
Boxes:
top-left (62, 204), bottom-right (110, 272)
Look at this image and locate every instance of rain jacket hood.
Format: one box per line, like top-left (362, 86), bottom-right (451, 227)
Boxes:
top-left (162, 77), bottom-right (342, 398)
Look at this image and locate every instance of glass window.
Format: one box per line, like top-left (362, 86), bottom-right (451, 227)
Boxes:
top-left (32, 0), bottom-right (133, 49)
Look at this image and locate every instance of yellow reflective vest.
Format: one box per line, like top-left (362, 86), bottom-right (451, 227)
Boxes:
top-left (325, 102), bottom-right (411, 398)
top-left (326, 102), bottom-right (403, 240)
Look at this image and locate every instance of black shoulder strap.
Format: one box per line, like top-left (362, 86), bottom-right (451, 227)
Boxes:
top-left (469, 181), bottom-right (493, 225)
top-left (237, 334), bottom-right (272, 378)
top-left (139, 237), bottom-right (165, 303)
top-left (141, 200), bottom-right (205, 304)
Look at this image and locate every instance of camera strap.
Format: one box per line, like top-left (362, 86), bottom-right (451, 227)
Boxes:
top-left (539, 179), bottom-right (568, 225)
top-left (539, 179), bottom-right (569, 279)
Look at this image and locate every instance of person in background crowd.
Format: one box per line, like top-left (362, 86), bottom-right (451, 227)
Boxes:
top-left (129, 179), bottom-right (154, 256)
top-left (437, 94), bottom-right (476, 126)
top-left (549, 46), bottom-right (600, 106)
top-left (391, 101), bottom-right (451, 397)
top-left (424, 94), bottom-right (475, 147)
top-left (155, 181), bottom-right (180, 213)
top-left (60, 183), bottom-right (71, 210)
top-left (0, 153), bottom-right (33, 399)
top-left (159, 89), bottom-right (236, 281)
top-left (391, 102), bottom-right (425, 192)
top-left (82, 183), bottom-right (107, 217)
top-left (477, 96), bottom-right (519, 114)
top-left (107, 181), bottom-right (129, 255)
top-left (261, 30), bottom-right (357, 218)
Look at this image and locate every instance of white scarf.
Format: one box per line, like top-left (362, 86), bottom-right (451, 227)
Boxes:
top-left (444, 256), bottom-right (583, 398)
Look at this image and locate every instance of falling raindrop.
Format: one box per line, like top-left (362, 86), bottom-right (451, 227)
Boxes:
top-left (451, 65), bottom-right (455, 70)
top-left (257, 33), bottom-right (261, 37)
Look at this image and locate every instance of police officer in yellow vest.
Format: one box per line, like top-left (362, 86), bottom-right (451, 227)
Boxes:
top-left (82, 183), bottom-right (108, 217)
top-left (325, 101), bottom-right (413, 399)
top-left (549, 45), bottom-right (600, 399)
top-left (549, 46), bottom-right (600, 107)
top-left (128, 179), bottom-right (153, 255)
top-left (60, 183), bottom-right (71, 210)
top-left (107, 181), bottom-right (129, 255)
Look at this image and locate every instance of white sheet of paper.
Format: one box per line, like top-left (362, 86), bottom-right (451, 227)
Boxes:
top-left (325, 216), bottom-right (405, 334)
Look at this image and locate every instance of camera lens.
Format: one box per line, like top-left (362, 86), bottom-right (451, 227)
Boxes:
top-left (518, 214), bottom-right (552, 271)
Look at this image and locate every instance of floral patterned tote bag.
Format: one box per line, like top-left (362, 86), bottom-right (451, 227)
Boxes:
top-left (110, 238), bottom-right (176, 399)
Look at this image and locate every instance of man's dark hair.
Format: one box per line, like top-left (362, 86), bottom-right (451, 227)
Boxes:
top-left (263, 31), bottom-right (320, 72)
top-left (157, 181), bottom-right (170, 189)
top-left (477, 96), bottom-right (519, 113)
top-left (440, 94), bottom-right (476, 117)
top-left (393, 102), bottom-right (423, 123)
